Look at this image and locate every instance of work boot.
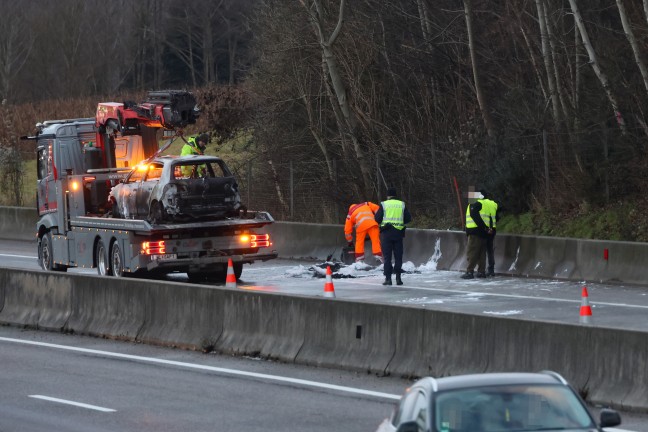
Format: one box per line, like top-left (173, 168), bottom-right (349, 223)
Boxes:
top-left (460, 272), bottom-right (474, 279)
top-left (395, 274), bottom-right (403, 285)
top-left (476, 272), bottom-right (486, 278)
top-left (486, 270), bottom-right (495, 277)
top-left (382, 276), bottom-right (392, 286)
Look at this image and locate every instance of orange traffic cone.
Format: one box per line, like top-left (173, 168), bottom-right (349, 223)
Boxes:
top-left (225, 258), bottom-right (237, 288)
top-left (579, 286), bottom-right (592, 324)
top-left (323, 265), bottom-right (335, 298)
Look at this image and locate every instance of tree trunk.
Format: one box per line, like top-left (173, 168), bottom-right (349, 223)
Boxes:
top-left (299, 0), bottom-right (373, 194)
top-left (569, 0), bottom-right (626, 134)
top-left (463, 0), bottom-right (496, 138)
top-left (536, 0), bottom-right (560, 125)
top-left (616, 0), bottom-right (648, 98)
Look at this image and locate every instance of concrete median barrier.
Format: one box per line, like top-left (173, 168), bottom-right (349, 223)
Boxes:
top-left (216, 289), bottom-right (306, 361)
top-left (0, 206), bottom-right (37, 241)
top-left (0, 268), bottom-right (71, 331)
top-left (137, 282), bottom-right (225, 351)
top-left (65, 274), bottom-right (148, 340)
top-left (297, 299), bottom-right (401, 374)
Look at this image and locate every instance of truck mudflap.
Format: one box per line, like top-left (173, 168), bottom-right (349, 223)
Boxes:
top-left (145, 251), bottom-right (279, 271)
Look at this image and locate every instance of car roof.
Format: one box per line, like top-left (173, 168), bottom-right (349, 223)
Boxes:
top-left (414, 372), bottom-right (567, 393)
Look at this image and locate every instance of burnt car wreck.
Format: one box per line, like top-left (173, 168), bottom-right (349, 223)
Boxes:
top-left (110, 155), bottom-right (241, 224)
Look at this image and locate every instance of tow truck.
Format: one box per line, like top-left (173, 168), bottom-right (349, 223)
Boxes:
top-left (29, 90), bottom-right (277, 282)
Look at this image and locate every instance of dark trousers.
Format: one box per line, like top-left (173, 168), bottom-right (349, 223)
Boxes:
top-left (466, 234), bottom-right (486, 273)
top-left (380, 228), bottom-right (404, 277)
top-left (486, 231), bottom-right (496, 272)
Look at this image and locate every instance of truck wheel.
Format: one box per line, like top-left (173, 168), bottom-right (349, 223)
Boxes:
top-left (111, 242), bottom-right (125, 277)
top-left (96, 239), bottom-right (112, 276)
top-left (39, 232), bottom-right (67, 272)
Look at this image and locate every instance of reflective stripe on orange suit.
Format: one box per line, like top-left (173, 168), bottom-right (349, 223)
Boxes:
top-left (344, 202), bottom-right (382, 259)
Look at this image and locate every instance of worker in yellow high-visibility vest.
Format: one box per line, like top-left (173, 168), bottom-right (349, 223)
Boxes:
top-left (374, 187), bottom-right (411, 286)
top-left (461, 191), bottom-right (491, 279)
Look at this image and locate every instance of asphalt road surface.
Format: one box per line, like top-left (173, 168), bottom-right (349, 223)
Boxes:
top-left (0, 327), bottom-right (644, 432)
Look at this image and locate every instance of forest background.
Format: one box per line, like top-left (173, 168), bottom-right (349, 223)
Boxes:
top-left (2, 0), bottom-right (648, 241)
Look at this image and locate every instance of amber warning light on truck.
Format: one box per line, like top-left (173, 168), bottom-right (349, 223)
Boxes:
top-left (239, 234), bottom-right (271, 248)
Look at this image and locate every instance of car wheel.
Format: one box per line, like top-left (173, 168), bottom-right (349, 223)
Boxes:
top-left (111, 198), bottom-right (121, 218)
top-left (95, 239), bottom-right (112, 276)
top-left (149, 200), bottom-right (166, 225)
top-left (39, 232), bottom-right (67, 272)
top-left (111, 242), bottom-right (125, 277)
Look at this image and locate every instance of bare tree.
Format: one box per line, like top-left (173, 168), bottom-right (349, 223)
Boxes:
top-left (0, 3), bottom-right (34, 101)
top-left (569, 0), bottom-right (626, 134)
top-left (298, 0), bottom-right (373, 194)
top-left (463, 0), bottom-right (496, 138)
top-left (616, 0), bottom-right (648, 98)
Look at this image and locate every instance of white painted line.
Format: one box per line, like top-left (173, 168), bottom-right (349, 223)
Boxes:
top-left (351, 280), bottom-right (648, 310)
top-left (29, 395), bottom-right (115, 412)
top-left (1, 337), bottom-right (400, 401)
top-left (0, 253), bottom-right (35, 259)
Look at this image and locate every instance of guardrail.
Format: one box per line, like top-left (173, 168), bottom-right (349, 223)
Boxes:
top-left (0, 267), bottom-right (645, 411)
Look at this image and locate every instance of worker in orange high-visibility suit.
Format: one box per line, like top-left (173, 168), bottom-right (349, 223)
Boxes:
top-left (344, 202), bottom-right (383, 263)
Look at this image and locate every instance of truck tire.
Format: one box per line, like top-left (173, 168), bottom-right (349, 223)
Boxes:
top-left (96, 239), bottom-right (112, 276)
top-left (39, 232), bottom-right (67, 272)
top-left (111, 242), bottom-right (125, 277)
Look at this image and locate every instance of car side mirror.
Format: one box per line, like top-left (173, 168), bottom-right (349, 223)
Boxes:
top-left (396, 421), bottom-right (419, 432)
top-left (599, 408), bottom-right (621, 427)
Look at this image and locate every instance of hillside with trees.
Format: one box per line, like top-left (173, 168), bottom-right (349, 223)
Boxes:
top-left (2, 0), bottom-right (648, 240)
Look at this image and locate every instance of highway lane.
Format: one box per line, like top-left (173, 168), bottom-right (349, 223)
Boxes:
top-left (0, 326), bottom-right (402, 432)
top-left (4, 239), bottom-right (648, 331)
top-left (0, 327), bottom-right (644, 431)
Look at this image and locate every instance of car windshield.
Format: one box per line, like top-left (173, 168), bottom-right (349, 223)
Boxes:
top-left (434, 384), bottom-right (594, 432)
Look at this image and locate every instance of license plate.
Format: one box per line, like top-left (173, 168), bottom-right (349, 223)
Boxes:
top-left (150, 254), bottom-right (177, 261)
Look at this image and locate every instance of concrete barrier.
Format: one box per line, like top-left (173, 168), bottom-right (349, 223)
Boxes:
top-left (137, 282), bottom-right (225, 351)
top-left (0, 268), bottom-right (71, 331)
top-left (1, 267), bottom-right (647, 411)
top-left (5, 205), bottom-right (648, 284)
top-left (65, 274), bottom-right (148, 340)
top-left (216, 289), bottom-right (306, 361)
top-left (0, 206), bottom-right (37, 241)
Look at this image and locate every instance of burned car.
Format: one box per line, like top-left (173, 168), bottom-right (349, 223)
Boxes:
top-left (110, 155), bottom-right (241, 223)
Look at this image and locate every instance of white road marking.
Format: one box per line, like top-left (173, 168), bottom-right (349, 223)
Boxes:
top-left (0, 337), bottom-right (400, 401)
top-left (350, 280), bottom-right (648, 310)
top-left (29, 395), bottom-right (115, 412)
top-left (0, 253), bottom-right (35, 259)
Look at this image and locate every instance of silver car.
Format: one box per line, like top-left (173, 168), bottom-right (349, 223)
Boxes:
top-left (110, 155), bottom-right (241, 223)
top-left (376, 371), bottom-right (621, 432)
